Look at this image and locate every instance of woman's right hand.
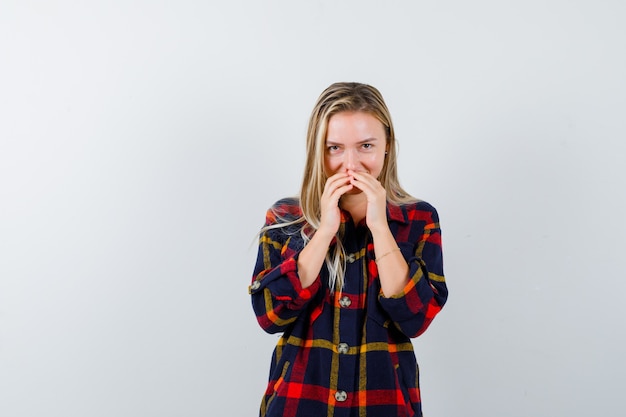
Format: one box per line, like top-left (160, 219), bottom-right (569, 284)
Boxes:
top-left (318, 172), bottom-right (353, 237)
top-left (297, 172), bottom-right (352, 288)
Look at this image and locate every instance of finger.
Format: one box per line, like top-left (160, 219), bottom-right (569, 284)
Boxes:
top-left (349, 171), bottom-right (384, 191)
top-left (329, 183), bottom-right (354, 203)
top-left (348, 170), bottom-right (376, 183)
top-left (324, 172), bottom-right (348, 188)
top-left (349, 175), bottom-right (375, 192)
top-left (324, 173), bottom-right (351, 194)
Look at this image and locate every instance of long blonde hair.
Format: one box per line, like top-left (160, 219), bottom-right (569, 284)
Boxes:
top-left (265, 82), bottom-right (415, 291)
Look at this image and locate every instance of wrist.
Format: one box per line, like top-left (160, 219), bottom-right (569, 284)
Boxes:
top-left (367, 222), bottom-right (391, 237)
top-left (313, 226), bottom-right (337, 242)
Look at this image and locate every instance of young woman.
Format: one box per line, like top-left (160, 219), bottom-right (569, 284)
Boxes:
top-left (249, 82), bottom-right (448, 417)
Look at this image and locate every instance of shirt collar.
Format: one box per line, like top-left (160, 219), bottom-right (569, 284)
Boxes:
top-left (387, 202), bottom-right (409, 224)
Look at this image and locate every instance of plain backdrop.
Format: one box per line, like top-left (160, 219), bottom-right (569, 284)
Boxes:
top-left (1, 1), bottom-right (625, 416)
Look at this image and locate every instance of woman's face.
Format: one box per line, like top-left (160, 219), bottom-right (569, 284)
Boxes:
top-left (324, 111), bottom-right (388, 183)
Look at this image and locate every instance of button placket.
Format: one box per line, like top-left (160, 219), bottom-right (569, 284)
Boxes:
top-left (335, 247), bottom-right (358, 407)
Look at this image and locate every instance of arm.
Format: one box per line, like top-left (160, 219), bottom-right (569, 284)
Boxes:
top-left (377, 202), bottom-right (448, 338)
top-left (249, 209), bottom-right (322, 334)
top-left (250, 175), bottom-right (354, 333)
top-left (347, 171), bottom-right (448, 338)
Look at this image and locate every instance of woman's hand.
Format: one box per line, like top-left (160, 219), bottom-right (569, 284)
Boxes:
top-left (348, 170), bottom-right (409, 296)
top-left (348, 170), bottom-right (388, 233)
top-left (318, 172), bottom-right (353, 236)
top-left (297, 172), bottom-right (353, 289)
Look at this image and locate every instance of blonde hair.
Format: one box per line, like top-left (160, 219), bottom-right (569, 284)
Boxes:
top-left (265, 82), bottom-right (415, 291)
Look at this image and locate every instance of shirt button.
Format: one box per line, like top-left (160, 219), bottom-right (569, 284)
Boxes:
top-left (339, 296), bottom-right (352, 308)
top-left (335, 390), bottom-right (347, 402)
top-left (250, 281), bottom-right (261, 291)
top-left (346, 253), bottom-right (356, 263)
top-left (337, 343), bottom-right (349, 354)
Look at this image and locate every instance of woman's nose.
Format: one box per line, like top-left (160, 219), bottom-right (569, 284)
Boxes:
top-left (343, 148), bottom-right (359, 170)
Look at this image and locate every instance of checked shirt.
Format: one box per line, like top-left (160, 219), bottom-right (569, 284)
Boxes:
top-left (249, 197), bottom-right (448, 417)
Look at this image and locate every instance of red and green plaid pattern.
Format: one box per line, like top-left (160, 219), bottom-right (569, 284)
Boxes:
top-left (250, 198), bottom-right (448, 417)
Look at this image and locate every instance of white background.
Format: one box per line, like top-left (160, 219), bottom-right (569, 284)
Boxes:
top-left (1, 1), bottom-right (625, 416)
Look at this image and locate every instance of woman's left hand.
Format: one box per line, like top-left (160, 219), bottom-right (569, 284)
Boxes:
top-left (348, 169), bottom-right (388, 233)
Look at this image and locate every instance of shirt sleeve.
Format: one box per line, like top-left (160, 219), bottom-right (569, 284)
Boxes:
top-left (377, 203), bottom-right (448, 338)
top-left (248, 209), bottom-right (322, 334)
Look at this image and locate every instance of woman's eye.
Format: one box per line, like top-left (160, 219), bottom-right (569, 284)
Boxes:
top-left (327, 145), bottom-right (340, 152)
top-left (362, 143), bottom-right (372, 150)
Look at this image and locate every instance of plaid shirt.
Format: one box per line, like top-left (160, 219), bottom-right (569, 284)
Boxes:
top-left (249, 198), bottom-right (448, 417)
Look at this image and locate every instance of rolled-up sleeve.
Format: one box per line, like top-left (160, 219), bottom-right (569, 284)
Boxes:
top-left (249, 212), bottom-right (321, 334)
top-left (378, 203), bottom-right (448, 338)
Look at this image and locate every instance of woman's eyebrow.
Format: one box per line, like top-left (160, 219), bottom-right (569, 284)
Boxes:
top-left (325, 137), bottom-right (380, 145)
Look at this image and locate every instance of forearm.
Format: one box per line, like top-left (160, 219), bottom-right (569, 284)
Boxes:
top-left (371, 226), bottom-right (409, 297)
top-left (297, 228), bottom-right (335, 288)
